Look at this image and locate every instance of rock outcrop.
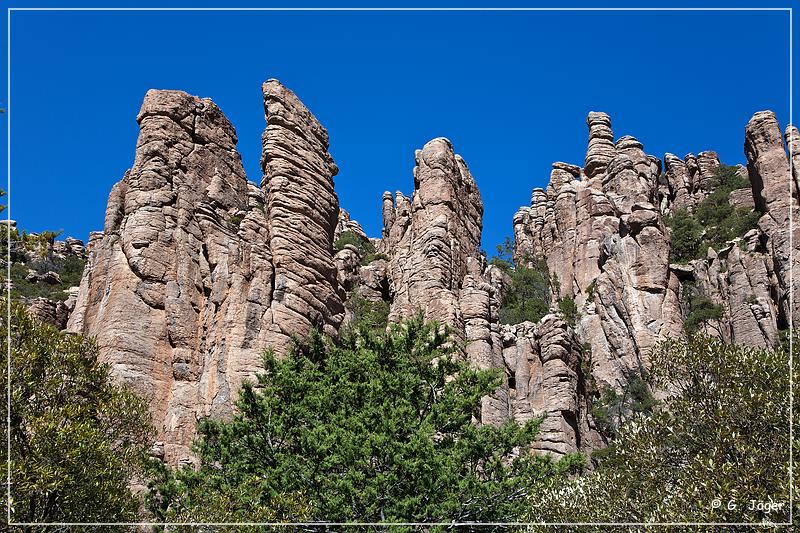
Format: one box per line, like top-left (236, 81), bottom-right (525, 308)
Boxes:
top-left (512, 109), bottom-right (794, 400)
top-left (660, 151), bottom-right (724, 214)
top-left (745, 111), bottom-right (799, 327)
top-left (380, 138), bottom-right (483, 330)
top-left (68, 82), bottom-right (343, 464)
top-left (514, 115), bottom-right (684, 390)
top-left (377, 138), bottom-right (598, 455)
top-left (261, 80), bottom-right (344, 342)
top-left (63, 80), bottom-right (795, 465)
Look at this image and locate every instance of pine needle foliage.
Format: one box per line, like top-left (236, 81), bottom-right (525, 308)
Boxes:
top-left (148, 316), bottom-right (578, 525)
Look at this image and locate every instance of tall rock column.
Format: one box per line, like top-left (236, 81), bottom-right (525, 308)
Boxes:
top-left (68, 90), bottom-right (275, 464)
top-left (745, 111), bottom-right (799, 327)
top-left (70, 81), bottom-right (347, 465)
top-left (382, 138), bottom-right (483, 329)
top-left (261, 80), bottom-right (344, 348)
top-left (584, 112), bottom-right (615, 179)
top-left (380, 138), bottom-right (511, 423)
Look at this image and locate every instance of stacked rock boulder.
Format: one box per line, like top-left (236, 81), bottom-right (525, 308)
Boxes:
top-left (377, 138), bottom-right (600, 453)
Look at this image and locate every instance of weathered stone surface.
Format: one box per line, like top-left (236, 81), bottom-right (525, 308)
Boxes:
top-left (69, 82), bottom-right (343, 465)
top-left (514, 113), bottom-right (684, 392)
top-left (372, 137), bottom-right (602, 456)
top-left (513, 109), bottom-right (793, 404)
top-left (688, 235), bottom-right (780, 348)
top-left (785, 125), bottom-right (800, 200)
top-left (261, 79), bottom-right (344, 343)
top-left (746, 111), bottom-right (792, 213)
top-left (25, 270), bottom-right (62, 285)
top-left (744, 111), bottom-right (799, 327)
top-left (28, 297), bottom-right (70, 329)
top-left (584, 112), bottom-right (615, 179)
top-left (381, 137), bottom-right (483, 330)
top-left (728, 188), bottom-right (755, 209)
top-left (334, 208), bottom-right (368, 242)
top-left (660, 151), bottom-right (722, 214)
top-left (65, 82), bottom-right (795, 467)
top-left (501, 317), bottom-right (602, 456)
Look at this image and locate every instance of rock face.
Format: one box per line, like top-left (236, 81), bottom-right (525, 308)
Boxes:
top-left (261, 79), bottom-right (344, 344)
top-left (660, 151), bottom-right (723, 213)
top-left (68, 82), bottom-right (342, 464)
top-left (377, 138), bottom-right (599, 455)
top-left (380, 138), bottom-right (483, 329)
top-left (501, 317), bottom-right (601, 455)
top-left (515, 118), bottom-right (683, 390)
top-left (745, 111), bottom-right (799, 327)
top-left (513, 109), bottom-right (794, 401)
top-left (65, 79), bottom-right (795, 465)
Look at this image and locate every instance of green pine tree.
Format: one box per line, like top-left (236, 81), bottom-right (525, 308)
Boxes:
top-left (148, 315), bottom-right (581, 525)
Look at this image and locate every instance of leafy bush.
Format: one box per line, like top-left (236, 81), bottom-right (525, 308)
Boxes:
top-left (665, 208), bottom-right (704, 263)
top-left (343, 292), bottom-right (390, 332)
top-left (335, 230), bottom-right (383, 266)
top-left (148, 316), bottom-right (578, 523)
top-left (558, 297), bottom-right (579, 326)
top-left (499, 260), bottom-right (552, 325)
top-left (491, 237), bottom-right (552, 326)
top-left (682, 281), bottom-right (725, 334)
top-left (666, 164), bottom-right (760, 263)
top-left (589, 373), bottom-right (655, 442)
top-left (2, 300), bottom-right (153, 523)
top-left (362, 251), bottom-right (389, 264)
top-left (7, 254), bottom-right (86, 302)
top-left (489, 236), bottom-right (515, 272)
top-left (526, 334), bottom-right (795, 527)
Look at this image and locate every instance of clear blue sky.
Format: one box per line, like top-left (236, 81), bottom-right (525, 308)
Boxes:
top-left (2, 1), bottom-right (795, 253)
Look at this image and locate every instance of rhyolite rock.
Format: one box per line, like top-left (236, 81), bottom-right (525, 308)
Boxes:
top-left (376, 137), bottom-right (597, 455)
top-left (65, 80), bottom-right (795, 466)
top-left (512, 109), bottom-right (791, 403)
top-left (744, 111), bottom-right (799, 328)
top-left (69, 81), bottom-right (343, 465)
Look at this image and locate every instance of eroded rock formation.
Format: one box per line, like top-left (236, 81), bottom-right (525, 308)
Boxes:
top-left (63, 80), bottom-right (795, 464)
top-left (513, 109), bottom-right (795, 402)
top-left (376, 138), bottom-right (598, 454)
top-left (68, 82), bottom-right (342, 464)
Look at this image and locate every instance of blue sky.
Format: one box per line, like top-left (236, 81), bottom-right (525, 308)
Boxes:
top-left (2, 2), bottom-right (795, 253)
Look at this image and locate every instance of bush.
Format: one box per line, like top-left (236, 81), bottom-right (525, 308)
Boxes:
top-left (558, 297), bottom-right (579, 326)
top-left (526, 335), bottom-right (795, 526)
top-left (665, 208), bottom-right (704, 263)
top-left (682, 281), bottom-right (724, 334)
top-left (589, 373), bottom-right (655, 442)
top-left (343, 292), bottom-right (390, 332)
top-left (490, 238), bottom-right (553, 326)
top-left (2, 300), bottom-right (153, 523)
top-left (7, 254), bottom-right (86, 302)
top-left (499, 260), bottom-right (552, 325)
top-left (666, 164), bottom-right (759, 263)
top-left (362, 252), bottom-right (389, 264)
top-left (489, 236), bottom-right (515, 273)
top-left (334, 230), bottom-right (383, 266)
top-left (148, 316), bottom-right (578, 523)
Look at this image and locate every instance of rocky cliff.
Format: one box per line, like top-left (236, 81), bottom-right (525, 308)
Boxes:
top-left (53, 81), bottom-right (796, 464)
top-left (67, 82), bottom-right (342, 464)
top-left (513, 110), bottom-right (796, 417)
